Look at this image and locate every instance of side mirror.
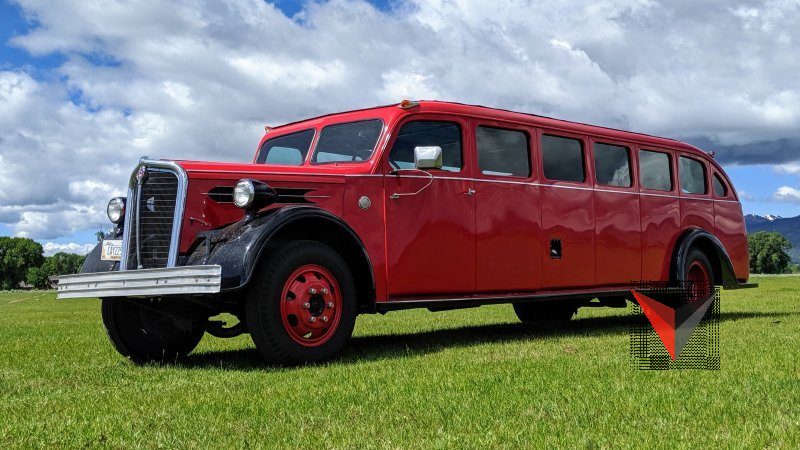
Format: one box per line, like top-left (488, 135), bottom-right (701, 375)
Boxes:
top-left (414, 146), bottom-right (443, 169)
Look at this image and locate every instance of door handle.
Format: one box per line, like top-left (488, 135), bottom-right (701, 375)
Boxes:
top-left (463, 188), bottom-right (476, 196)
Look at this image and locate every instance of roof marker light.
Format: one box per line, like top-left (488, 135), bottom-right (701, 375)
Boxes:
top-left (398, 99), bottom-right (420, 109)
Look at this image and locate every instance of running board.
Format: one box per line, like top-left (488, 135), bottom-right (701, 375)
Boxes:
top-left (376, 289), bottom-right (633, 312)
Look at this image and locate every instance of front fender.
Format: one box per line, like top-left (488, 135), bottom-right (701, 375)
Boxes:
top-left (184, 205), bottom-right (369, 291)
top-left (80, 231), bottom-right (121, 274)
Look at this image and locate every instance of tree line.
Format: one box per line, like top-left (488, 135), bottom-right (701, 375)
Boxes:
top-left (0, 231), bottom-right (795, 290)
top-left (0, 237), bottom-right (85, 290)
top-left (747, 231), bottom-right (795, 274)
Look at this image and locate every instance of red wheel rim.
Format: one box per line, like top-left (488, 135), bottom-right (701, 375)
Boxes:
top-left (279, 264), bottom-right (342, 347)
top-left (687, 260), bottom-right (712, 301)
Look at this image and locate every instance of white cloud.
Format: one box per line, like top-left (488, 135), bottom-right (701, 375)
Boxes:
top-left (776, 164), bottom-right (800, 175)
top-left (774, 186), bottom-right (800, 204)
top-left (1, 0), bottom-right (800, 243)
top-left (42, 242), bottom-right (95, 256)
top-left (737, 190), bottom-right (756, 202)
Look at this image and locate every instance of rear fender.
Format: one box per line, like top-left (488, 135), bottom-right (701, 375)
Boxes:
top-left (672, 228), bottom-right (738, 288)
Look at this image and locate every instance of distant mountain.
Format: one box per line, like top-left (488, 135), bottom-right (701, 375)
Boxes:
top-left (745, 214), bottom-right (800, 263)
top-left (744, 214), bottom-right (783, 224)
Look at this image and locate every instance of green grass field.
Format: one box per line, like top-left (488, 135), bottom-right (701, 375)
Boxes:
top-left (1, 276), bottom-right (799, 448)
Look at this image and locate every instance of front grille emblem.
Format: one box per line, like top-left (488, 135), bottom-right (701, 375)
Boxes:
top-left (146, 197), bottom-right (156, 212)
top-left (136, 166), bottom-right (148, 183)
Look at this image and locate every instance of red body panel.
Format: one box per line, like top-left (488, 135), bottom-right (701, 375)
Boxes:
top-left (167, 100), bottom-right (749, 303)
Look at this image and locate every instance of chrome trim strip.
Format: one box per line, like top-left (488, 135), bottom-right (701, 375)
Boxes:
top-left (134, 180), bottom-right (143, 269)
top-left (56, 265), bottom-right (222, 299)
top-left (120, 158), bottom-right (188, 270)
top-left (119, 185), bottom-right (134, 271)
top-left (387, 174), bottom-right (742, 204)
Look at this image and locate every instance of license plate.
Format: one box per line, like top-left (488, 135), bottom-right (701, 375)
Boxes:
top-left (101, 239), bottom-right (123, 261)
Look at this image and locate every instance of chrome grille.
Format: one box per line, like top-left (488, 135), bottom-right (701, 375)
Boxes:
top-left (125, 169), bottom-right (179, 269)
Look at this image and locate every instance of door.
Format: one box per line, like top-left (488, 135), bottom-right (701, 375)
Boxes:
top-left (538, 130), bottom-right (595, 289)
top-left (638, 147), bottom-right (680, 281)
top-left (383, 117), bottom-right (476, 298)
top-left (472, 120), bottom-right (541, 292)
top-left (591, 139), bottom-right (641, 285)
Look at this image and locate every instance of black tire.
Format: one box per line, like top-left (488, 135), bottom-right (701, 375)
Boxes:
top-left (246, 240), bottom-right (357, 365)
top-left (513, 301), bottom-right (577, 324)
top-left (683, 248), bottom-right (714, 283)
top-left (101, 298), bottom-right (206, 364)
top-left (682, 248), bottom-right (715, 300)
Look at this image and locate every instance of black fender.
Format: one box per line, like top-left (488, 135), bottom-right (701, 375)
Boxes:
top-left (80, 230), bottom-right (122, 274)
top-left (671, 228), bottom-right (738, 288)
top-left (185, 205), bottom-right (375, 293)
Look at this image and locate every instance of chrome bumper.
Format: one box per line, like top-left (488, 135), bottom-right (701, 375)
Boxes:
top-left (56, 265), bottom-right (222, 299)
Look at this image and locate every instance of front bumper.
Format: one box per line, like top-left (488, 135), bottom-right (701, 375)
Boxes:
top-left (56, 265), bottom-right (222, 299)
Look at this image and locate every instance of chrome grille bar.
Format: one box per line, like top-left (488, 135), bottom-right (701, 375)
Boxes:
top-left (120, 158), bottom-right (188, 270)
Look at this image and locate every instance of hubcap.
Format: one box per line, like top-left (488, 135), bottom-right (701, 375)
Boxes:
top-left (686, 260), bottom-right (712, 301)
top-left (279, 264), bottom-right (342, 347)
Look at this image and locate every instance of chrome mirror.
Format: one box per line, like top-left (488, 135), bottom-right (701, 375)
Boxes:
top-left (414, 146), bottom-right (443, 170)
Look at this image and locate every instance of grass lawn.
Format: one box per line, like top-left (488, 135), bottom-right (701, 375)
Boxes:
top-left (1, 276), bottom-right (799, 448)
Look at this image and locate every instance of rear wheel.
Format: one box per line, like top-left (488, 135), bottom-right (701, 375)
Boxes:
top-left (101, 298), bottom-right (206, 364)
top-left (513, 301), bottom-right (577, 324)
top-left (683, 248), bottom-right (714, 301)
top-left (246, 240), bottom-right (357, 365)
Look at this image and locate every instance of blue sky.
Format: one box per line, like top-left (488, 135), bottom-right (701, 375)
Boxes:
top-left (1, 0), bottom-right (799, 254)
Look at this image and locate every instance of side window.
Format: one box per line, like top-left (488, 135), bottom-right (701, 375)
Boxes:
top-left (541, 134), bottom-right (585, 182)
top-left (713, 173), bottom-right (728, 197)
top-left (389, 121), bottom-right (462, 172)
top-left (679, 156), bottom-right (707, 195)
top-left (256, 129), bottom-right (315, 165)
top-left (477, 126), bottom-right (530, 177)
top-left (639, 150), bottom-right (672, 191)
top-left (594, 142), bottom-right (631, 187)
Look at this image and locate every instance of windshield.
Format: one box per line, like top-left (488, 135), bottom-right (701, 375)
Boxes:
top-left (311, 119), bottom-right (383, 164)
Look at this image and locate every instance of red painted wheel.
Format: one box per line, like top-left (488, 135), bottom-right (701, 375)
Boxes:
top-left (246, 240), bottom-right (357, 365)
top-left (684, 249), bottom-right (713, 301)
top-left (279, 264), bottom-right (343, 347)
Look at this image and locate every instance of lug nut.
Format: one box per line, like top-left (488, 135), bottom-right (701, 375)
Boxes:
top-left (322, 288), bottom-right (329, 294)
top-left (327, 301), bottom-right (334, 309)
top-left (302, 302), bottom-right (311, 309)
top-left (321, 316), bottom-right (328, 323)
top-left (309, 288), bottom-right (317, 294)
top-left (309, 316), bottom-right (317, 323)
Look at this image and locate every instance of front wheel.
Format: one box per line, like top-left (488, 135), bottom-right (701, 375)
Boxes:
top-left (101, 298), bottom-right (207, 364)
top-left (246, 240), bottom-right (357, 365)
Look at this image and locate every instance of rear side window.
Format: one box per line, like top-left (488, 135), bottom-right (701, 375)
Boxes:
top-left (713, 173), bottom-right (728, 197)
top-left (541, 135), bottom-right (585, 182)
top-left (312, 119), bottom-right (383, 164)
top-left (639, 150), bottom-right (672, 191)
top-left (389, 121), bottom-right (462, 172)
top-left (594, 143), bottom-right (631, 187)
top-left (256, 129), bottom-right (315, 165)
top-left (679, 156), bottom-right (707, 195)
top-left (477, 126), bottom-right (530, 177)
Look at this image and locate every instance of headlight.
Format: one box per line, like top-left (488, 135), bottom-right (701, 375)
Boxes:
top-left (233, 180), bottom-right (255, 208)
top-left (107, 197), bottom-right (126, 224)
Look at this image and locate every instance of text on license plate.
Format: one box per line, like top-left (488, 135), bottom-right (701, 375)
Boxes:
top-left (101, 239), bottom-right (123, 261)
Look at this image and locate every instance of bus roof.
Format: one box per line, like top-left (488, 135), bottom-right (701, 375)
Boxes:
top-left (267, 100), bottom-right (711, 160)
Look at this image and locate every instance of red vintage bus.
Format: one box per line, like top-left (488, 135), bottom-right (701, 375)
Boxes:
top-left (58, 100), bottom-right (753, 364)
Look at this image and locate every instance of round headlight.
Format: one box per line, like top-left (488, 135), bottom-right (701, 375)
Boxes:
top-left (233, 180), bottom-right (255, 209)
top-left (107, 197), bottom-right (126, 224)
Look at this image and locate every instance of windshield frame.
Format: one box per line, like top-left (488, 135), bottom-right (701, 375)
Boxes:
top-left (309, 118), bottom-right (386, 166)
